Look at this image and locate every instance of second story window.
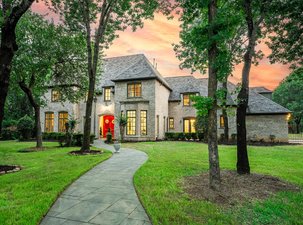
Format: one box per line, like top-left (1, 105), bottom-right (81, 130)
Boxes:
top-left (183, 93), bottom-right (197, 106)
top-left (51, 90), bottom-right (61, 102)
top-left (104, 87), bottom-right (111, 101)
top-left (128, 83), bottom-right (142, 98)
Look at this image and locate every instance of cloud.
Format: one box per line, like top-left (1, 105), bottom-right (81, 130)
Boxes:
top-left (30, 4), bottom-right (290, 89)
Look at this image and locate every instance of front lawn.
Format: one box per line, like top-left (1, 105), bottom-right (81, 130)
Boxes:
top-left (124, 142), bottom-right (303, 225)
top-left (0, 141), bottom-right (111, 225)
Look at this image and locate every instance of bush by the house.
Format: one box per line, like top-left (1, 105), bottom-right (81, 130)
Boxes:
top-left (269, 134), bottom-right (276, 142)
top-left (165, 132), bottom-right (204, 141)
top-left (17, 115), bottom-right (34, 140)
top-left (231, 133), bottom-right (237, 141)
top-left (105, 132), bottom-right (113, 144)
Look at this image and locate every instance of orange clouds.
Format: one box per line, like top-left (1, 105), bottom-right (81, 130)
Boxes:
top-left (30, 2), bottom-right (290, 90)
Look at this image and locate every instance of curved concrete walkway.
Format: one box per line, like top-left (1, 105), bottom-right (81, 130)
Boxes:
top-left (41, 140), bottom-right (151, 225)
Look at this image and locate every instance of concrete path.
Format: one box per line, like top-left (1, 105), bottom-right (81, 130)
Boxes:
top-left (41, 140), bottom-right (151, 225)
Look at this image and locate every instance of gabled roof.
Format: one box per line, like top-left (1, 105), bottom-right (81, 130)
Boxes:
top-left (97, 54), bottom-right (171, 90)
top-left (247, 90), bottom-right (291, 114)
top-left (251, 86), bottom-right (272, 93)
top-left (164, 76), bottom-right (235, 105)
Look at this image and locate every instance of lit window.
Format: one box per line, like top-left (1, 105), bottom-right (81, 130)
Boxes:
top-left (140, 111), bottom-right (147, 135)
top-left (183, 93), bottom-right (197, 106)
top-left (220, 115), bottom-right (225, 128)
top-left (58, 112), bottom-right (68, 132)
top-left (127, 110), bottom-right (136, 135)
top-left (45, 112), bottom-right (54, 132)
top-left (184, 118), bottom-right (196, 133)
top-left (51, 90), bottom-right (61, 102)
top-left (104, 87), bottom-right (111, 101)
top-left (169, 118), bottom-right (174, 129)
top-left (128, 83), bottom-right (142, 98)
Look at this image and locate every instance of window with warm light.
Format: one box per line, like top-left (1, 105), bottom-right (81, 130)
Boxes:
top-left (220, 115), bottom-right (225, 128)
top-left (169, 118), bottom-right (174, 129)
top-left (58, 112), bottom-right (68, 132)
top-left (183, 93), bottom-right (197, 106)
top-left (140, 111), bottom-right (147, 135)
top-left (51, 90), bottom-right (61, 102)
top-left (104, 87), bottom-right (111, 101)
top-left (184, 118), bottom-right (196, 133)
top-left (45, 112), bottom-right (54, 132)
top-left (127, 83), bottom-right (142, 98)
top-left (127, 110), bottom-right (136, 135)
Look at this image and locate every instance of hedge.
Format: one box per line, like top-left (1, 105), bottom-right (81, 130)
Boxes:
top-left (165, 132), bottom-right (205, 141)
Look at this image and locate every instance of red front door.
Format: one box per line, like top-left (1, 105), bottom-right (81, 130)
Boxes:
top-left (103, 115), bottom-right (114, 138)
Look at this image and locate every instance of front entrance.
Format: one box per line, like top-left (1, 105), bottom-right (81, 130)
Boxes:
top-left (102, 115), bottom-right (115, 138)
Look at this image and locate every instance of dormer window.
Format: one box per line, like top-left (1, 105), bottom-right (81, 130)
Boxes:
top-left (104, 87), bottom-right (111, 101)
top-left (127, 83), bottom-right (142, 98)
top-left (51, 90), bottom-right (61, 102)
top-left (183, 93), bottom-right (197, 106)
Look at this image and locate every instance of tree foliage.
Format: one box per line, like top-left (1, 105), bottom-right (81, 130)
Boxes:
top-left (273, 68), bottom-right (303, 133)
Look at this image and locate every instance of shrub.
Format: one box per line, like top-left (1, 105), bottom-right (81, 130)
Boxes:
top-left (191, 132), bottom-right (197, 141)
top-left (197, 132), bottom-right (204, 141)
top-left (178, 133), bottom-right (185, 141)
top-left (105, 132), bottom-right (112, 144)
top-left (165, 132), bottom-right (175, 140)
top-left (17, 115), bottom-right (34, 140)
top-left (2, 119), bottom-right (18, 128)
top-left (1, 128), bottom-right (18, 140)
top-left (185, 133), bottom-right (191, 141)
top-left (173, 133), bottom-right (179, 141)
top-left (73, 133), bottom-right (83, 146)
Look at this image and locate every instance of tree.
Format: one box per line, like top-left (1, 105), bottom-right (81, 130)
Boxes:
top-left (50, 0), bottom-right (173, 152)
top-left (11, 12), bottom-right (87, 148)
top-left (0, 0), bottom-right (35, 134)
top-left (273, 68), bottom-right (303, 134)
top-left (265, 0), bottom-right (303, 69)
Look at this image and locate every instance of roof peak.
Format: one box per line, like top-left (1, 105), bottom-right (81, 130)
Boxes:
top-left (104, 53), bottom-right (145, 60)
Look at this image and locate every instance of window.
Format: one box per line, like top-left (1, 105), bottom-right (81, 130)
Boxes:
top-left (140, 111), bottom-right (147, 135)
top-left (169, 118), bottom-right (174, 129)
top-left (220, 115), bottom-right (225, 128)
top-left (104, 87), bottom-right (111, 101)
top-left (156, 115), bottom-right (159, 135)
top-left (183, 93), bottom-right (197, 106)
top-left (127, 83), bottom-right (142, 98)
top-left (45, 112), bottom-right (54, 132)
top-left (184, 118), bottom-right (196, 133)
top-left (58, 112), bottom-right (68, 132)
top-left (127, 110), bottom-right (136, 135)
top-left (51, 90), bottom-right (61, 102)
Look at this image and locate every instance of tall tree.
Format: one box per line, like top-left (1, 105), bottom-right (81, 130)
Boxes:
top-left (11, 12), bottom-right (87, 148)
top-left (235, 0), bottom-right (266, 174)
top-left (174, 0), bottom-right (242, 189)
top-left (50, 0), bottom-right (173, 152)
top-left (0, 0), bottom-right (35, 133)
top-left (273, 68), bottom-right (303, 134)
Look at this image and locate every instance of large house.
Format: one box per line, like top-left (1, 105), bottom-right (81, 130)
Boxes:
top-left (40, 54), bottom-right (291, 142)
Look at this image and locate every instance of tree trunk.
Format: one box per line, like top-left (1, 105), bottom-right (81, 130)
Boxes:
top-left (222, 81), bottom-right (229, 142)
top-left (296, 121), bottom-right (300, 134)
top-left (19, 81), bottom-right (43, 148)
top-left (207, 0), bottom-right (221, 190)
top-left (0, 0), bottom-right (35, 133)
top-left (0, 26), bottom-right (18, 134)
top-left (237, 0), bottom-right (261, 174)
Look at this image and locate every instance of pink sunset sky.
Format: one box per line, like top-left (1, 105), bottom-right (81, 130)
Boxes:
top-left (32, 2), bottom-right (290, 90)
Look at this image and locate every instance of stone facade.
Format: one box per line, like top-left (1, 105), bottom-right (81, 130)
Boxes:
top-left (40, 54), bottom-right (290, 142)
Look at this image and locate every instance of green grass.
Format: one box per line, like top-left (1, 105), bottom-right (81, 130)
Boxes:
top-left (124, 141), bottom-right (303, 225)
top-left (0, 141), bottom-right (112, 225)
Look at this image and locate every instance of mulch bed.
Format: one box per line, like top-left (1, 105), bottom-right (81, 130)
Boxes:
top-left (69, 150), bottom-right (103, 155)
top-left (182, 170), bottom-right (300, 207)
top-left (0, 165), bottom-right (22, 175)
